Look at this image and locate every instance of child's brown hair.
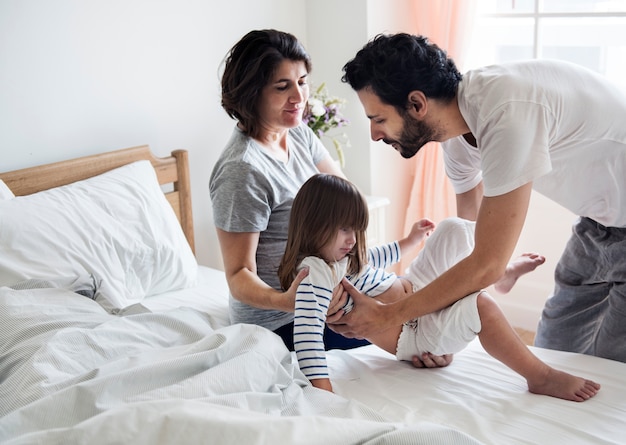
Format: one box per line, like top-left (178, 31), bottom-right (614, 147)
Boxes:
top-left (278, 174), bottom-right (369, 290)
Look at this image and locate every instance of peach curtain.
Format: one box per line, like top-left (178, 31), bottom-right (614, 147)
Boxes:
top-left (399, 0), bottom-right (478, 271)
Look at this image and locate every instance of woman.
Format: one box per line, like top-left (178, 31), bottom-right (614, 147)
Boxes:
top-left (209, 29), bottom-right (362, 351)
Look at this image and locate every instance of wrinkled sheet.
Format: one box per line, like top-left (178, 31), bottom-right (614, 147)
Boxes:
top-left (330, 341), bottom-right (626, 445)
top-left (0, 286), bottom-right (483, 445)
top-left (114, 267), bottom-right (626, 444)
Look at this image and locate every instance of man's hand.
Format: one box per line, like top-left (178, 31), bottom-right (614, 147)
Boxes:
top-left (327, 281), bottom-right (349, 319)
top-left (411, 353), bottom-right (453, 368)
top-left (327, 278), bottom-right (394, 339)
top-left (329, 278), bottom-right (455, 369)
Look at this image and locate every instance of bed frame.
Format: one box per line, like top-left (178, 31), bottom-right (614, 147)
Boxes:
top-left (0, 145), bottom-right (195, 254)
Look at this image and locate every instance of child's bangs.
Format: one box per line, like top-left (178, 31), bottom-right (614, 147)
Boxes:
top-left (334, 192), bottom-right (368, 232)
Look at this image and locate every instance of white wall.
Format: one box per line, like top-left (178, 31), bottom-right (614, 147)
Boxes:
top-left (305, 0), bottom-right (424, 254)
top-left (0, 0), bottom-right (308, 270)
top-left (0, 0), bottom-right (399, 269)
top-left (0, 0), bottom-right (573, 330)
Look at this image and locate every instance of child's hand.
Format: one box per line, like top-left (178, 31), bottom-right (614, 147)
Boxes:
top-left (397, 218), bottom-right (436, 255)
top-left (312, 378), bottom-right (334, 392)
top-left (407, 218), bottom-right (435, 244)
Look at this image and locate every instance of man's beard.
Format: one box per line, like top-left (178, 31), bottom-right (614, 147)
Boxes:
top-left (384, 113), bottom-right (438, 159)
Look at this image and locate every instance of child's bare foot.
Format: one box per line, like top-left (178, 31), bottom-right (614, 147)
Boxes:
top-left (494, 253), bottom-right (546, 294)
top-left (527, 368), bottom-right (601, 402)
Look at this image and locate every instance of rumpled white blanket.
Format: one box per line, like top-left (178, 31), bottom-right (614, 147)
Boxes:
top-left (0, 286), bottom-right (483, 445)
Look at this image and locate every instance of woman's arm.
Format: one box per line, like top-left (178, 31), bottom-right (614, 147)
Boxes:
top-left (216, 228), bottom-right (296, 312)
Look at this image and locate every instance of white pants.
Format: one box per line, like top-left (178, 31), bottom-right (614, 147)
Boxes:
top-left (396, 217), bottom-right (482, 360)
top-left (396, 291), bottom-right (481, 360)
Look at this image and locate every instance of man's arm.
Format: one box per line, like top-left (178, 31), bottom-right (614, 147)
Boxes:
top-left (456, 181), bottom-right (483, 221)
top-left (329, 182), bottom-right (533, 339)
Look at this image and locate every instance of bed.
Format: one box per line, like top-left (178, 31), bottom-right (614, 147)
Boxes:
top-left (0, 146), bottom-right (623, 445)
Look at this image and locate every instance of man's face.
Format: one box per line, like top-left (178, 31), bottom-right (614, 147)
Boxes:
top-left (356, 88), bottom-right (439, 158)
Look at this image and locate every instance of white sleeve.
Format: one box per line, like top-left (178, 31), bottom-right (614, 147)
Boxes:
top-left (442, 136), bottom-right (483, 194)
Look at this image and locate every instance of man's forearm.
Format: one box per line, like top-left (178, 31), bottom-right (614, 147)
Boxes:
top-left (393, 255), bottom-right (499, 322)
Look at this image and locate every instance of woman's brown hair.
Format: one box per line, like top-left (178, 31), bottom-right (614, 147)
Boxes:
top-left (220, 29), bottom-right (312, 140)
top-left (278, 174), bottom-right (369, 290)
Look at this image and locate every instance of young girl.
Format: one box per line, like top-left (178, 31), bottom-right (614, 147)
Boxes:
top-left (278, 174), bottom-right (600, 401)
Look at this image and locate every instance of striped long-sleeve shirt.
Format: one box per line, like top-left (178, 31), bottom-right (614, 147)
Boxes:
top-left (293, 241), bottom-right (401, 382)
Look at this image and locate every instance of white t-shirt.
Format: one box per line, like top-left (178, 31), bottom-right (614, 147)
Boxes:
top-left (443, 59), bottom-right (626, 227)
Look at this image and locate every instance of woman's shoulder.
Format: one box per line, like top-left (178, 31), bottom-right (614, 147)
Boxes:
top-left (211, 129), bottom-right (267, 177)
top-left (217, 127), bottom-right (258, 163)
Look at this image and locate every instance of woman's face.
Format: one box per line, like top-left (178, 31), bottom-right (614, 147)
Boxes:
top-left (257, 60), bottom-right (309, 133)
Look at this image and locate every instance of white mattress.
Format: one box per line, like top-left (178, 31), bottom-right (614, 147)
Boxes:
top-left (145, 266), bottom-right (626, 445)
top-left (2, 265), bottom-right (623, 445)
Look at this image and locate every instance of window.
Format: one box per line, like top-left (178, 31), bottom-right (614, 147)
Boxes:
top-left (467, 0), bottom-right (626, 90)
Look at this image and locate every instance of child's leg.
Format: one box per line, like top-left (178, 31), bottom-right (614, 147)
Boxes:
top-left (406, 217), bottom-right (475, 288)
top-left (406, 217), bottom-right (544, 293)
top-left (367, 325), bottom-right (404, 357)
top-left (367, 278), bottom-right (412, 354)
top-left (476, 291), bottom-right (601, 402)
top-left (493, 253), bottom-right (546, 294)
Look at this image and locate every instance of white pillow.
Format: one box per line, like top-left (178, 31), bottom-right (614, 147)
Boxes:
top-left (0, 179), bottom-right (15, 200)
top-left (0, 160), bottom-right (197, 312)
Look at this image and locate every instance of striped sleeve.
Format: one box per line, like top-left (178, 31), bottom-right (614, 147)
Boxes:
top-left (367, 241), bottom-right (401, 269)
top-left (293, 257), bottom-right (341, 381)
top-left (347, 242), bottom-right (400, 297)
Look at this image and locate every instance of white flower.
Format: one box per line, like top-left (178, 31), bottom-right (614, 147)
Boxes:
top-left (303, 83), bottom-right (350, 167)
top-left (309, 98), bottom-right (326, 117)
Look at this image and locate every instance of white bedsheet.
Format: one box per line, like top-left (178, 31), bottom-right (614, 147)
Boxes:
top-left (2, 265), bottom-right (624, 445)
top-left (145, 266), bottom-right (626, 444)
top-left (330, 343), bottom-right (625, 444)
top-left (0, 281), bottom-right (482, 445)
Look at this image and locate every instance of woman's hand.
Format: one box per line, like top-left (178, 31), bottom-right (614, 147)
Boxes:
top-left (283, 267), bottom-right (310, 309)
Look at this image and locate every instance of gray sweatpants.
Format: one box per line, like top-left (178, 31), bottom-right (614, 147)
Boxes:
top-left (535, 217), bottom-right (626, 363)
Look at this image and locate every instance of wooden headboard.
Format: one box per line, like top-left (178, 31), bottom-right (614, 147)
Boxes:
top-left (0, 145), bottom-right (195, 254)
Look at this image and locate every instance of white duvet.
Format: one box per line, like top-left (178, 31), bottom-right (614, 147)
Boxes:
top-left (0, 286), bottom-right (483, 445)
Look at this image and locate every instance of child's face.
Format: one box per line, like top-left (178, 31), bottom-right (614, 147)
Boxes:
top-left (320, 228), bottom-right (356, 262)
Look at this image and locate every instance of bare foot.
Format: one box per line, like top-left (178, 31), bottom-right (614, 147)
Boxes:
top-left (494, 253), bottom-right (546, 294)
top-left (528, 367), bottom-right (601, 402)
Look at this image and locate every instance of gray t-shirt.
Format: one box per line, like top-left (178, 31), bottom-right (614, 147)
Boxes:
top-left (209, 124), bottom-right (328, 330)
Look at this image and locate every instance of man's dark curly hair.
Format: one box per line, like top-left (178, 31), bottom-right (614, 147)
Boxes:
top-left (341, 33), bottom-right (462, 113)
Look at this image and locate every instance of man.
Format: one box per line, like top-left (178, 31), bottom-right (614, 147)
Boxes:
top-left (329, 32), bottom-right (626, 362)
